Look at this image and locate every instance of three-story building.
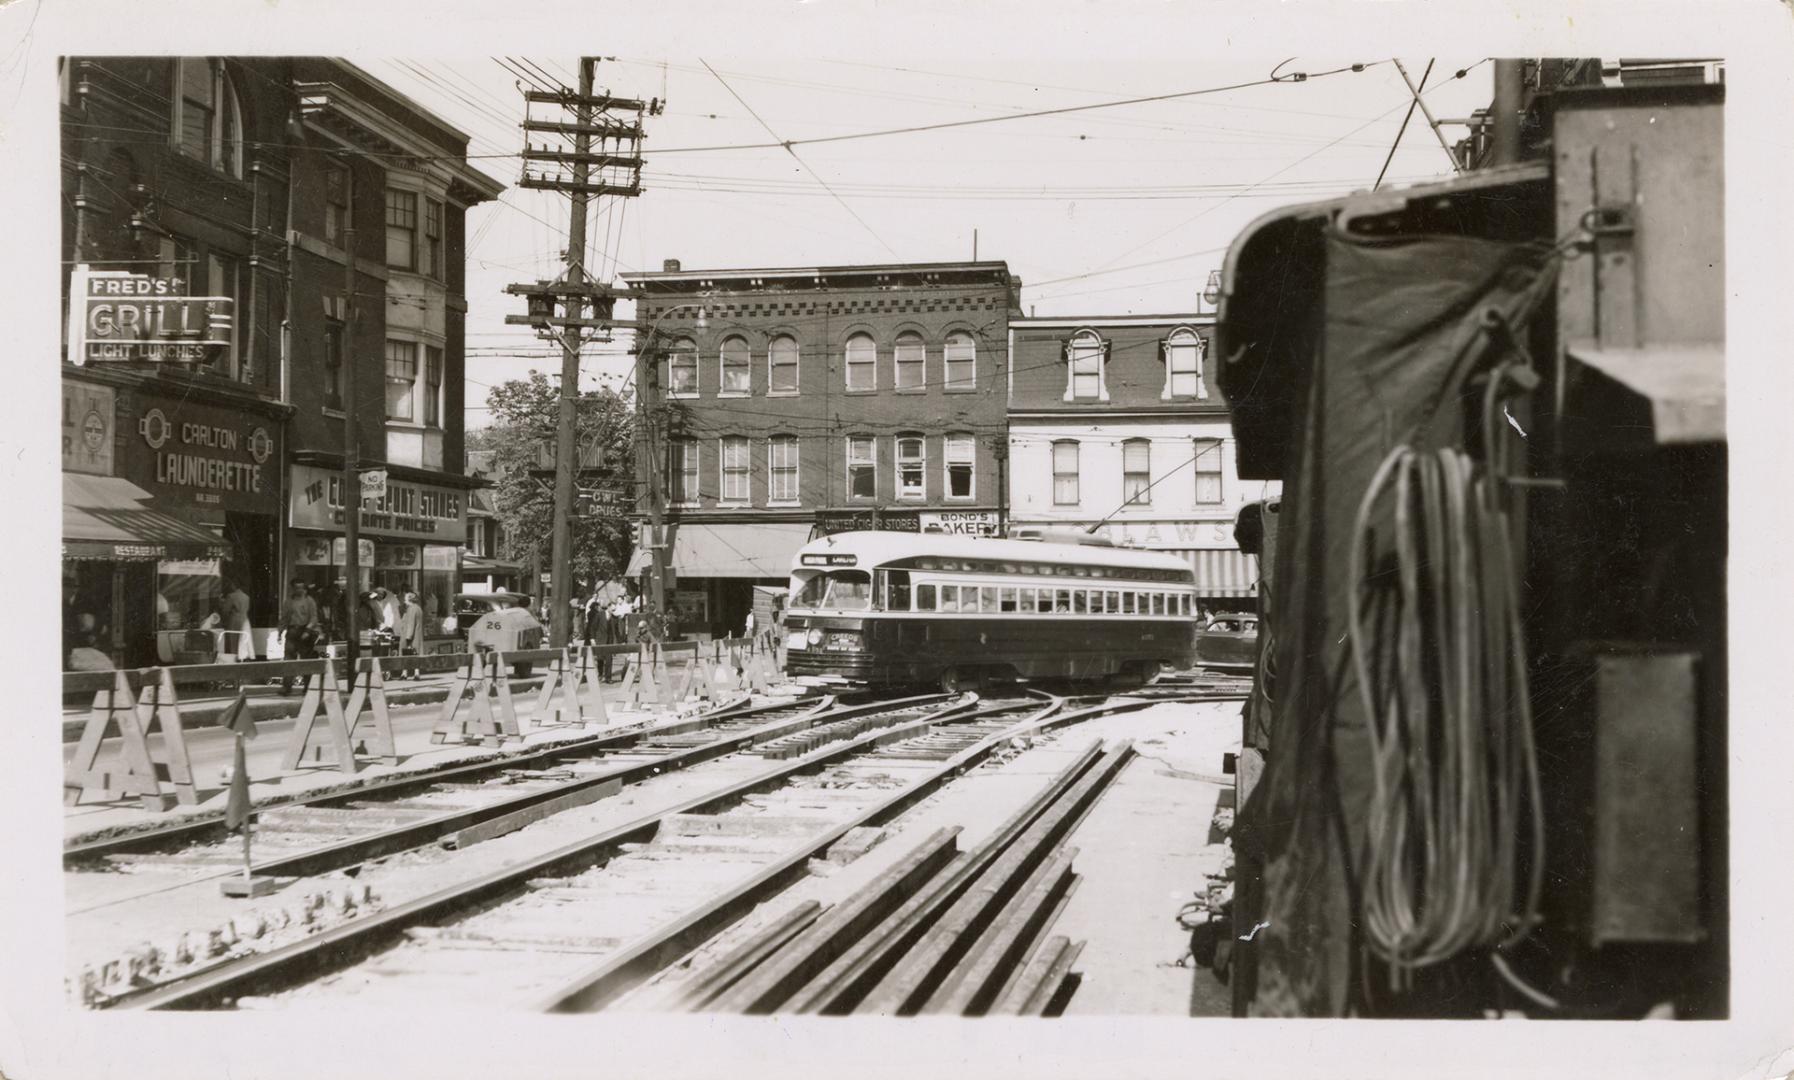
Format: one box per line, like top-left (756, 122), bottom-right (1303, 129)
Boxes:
top-left (621, 259), bottom-right (1021, 635)
top-left (1007, 314), bottom-right (1274, 611)
top-left (59, 56), bottom-right (500, 667)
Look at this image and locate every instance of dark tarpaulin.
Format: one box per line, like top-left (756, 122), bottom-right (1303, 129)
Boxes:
top-left (1239, 228), bottom-right (1556, 1017)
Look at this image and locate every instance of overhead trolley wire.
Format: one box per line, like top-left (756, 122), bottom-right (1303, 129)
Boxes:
top-left (650, 60), bottom-right (1387, 155)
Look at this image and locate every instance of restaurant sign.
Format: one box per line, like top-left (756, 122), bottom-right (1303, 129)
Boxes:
top-left (67, 268), bottom-right (233, 365)
top-left (289, 463), bottom-right (464, 542)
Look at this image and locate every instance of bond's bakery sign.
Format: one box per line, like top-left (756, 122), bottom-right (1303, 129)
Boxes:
top-left (289, 463), bottom-right (464, 542)
top-left (67, 268), bottom-right (233, 365)
top-left (121, 393), bottom-right (281, 515)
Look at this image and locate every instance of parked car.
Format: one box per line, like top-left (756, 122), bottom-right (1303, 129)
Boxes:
top-left (454, 592), bottom-right (542, 677)
top-left (1193, 611), bottom-right (1259, 673)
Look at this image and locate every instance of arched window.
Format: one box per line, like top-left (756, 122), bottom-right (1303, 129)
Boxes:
top-left (846, 435), bottom-right (877, 499)
top-left (667, 439), bottom-right (700, 504)
top-left (172, 58), bottom-right (243, 178)
top-left (845, 333), bottom-right (877, 392)
top-left (894, 331), bottom-right (925, 390)
top-left (768, 335), bottom-right (799, 394)
top-left (944, 432), bottom-right (975, 500)
top-left (1162, 327), bottom-right (1208, 400)
top-left (1065, 329), bottom-right (1107, 401)
top-left (719, 336), bottom-right (751, 395)
top-left (1052, 440), bottom-right (1080, 506)
top-left (720, 436), bottom-right (751, 502)
top-left (944, 331), bottom-right (976, 390)
top-left (896, 433), bottom-right (926, 499)
top-left (768, 434), bottom-right (800, 503)
top-left (665, 337), bottom-right (699, 396)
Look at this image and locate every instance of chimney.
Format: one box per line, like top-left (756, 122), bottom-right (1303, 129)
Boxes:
top-left (663, 258), bottom-right (682, 272)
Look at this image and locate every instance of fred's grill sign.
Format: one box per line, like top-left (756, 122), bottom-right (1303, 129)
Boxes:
top-left (67, 268), bottom-right (233, 365)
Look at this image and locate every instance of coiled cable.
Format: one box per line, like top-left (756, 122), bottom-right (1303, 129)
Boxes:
top-left (1345, 407), bottom-right (1545, 985)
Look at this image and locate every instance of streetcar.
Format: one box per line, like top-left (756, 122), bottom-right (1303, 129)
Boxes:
top-left (783, 530), bottom-right (1199, 690)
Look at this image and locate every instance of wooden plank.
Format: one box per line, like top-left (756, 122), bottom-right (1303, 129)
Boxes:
top-left (703, 828), bottom-right (963, 1015)
top-left (440, 778), bottom-right (622, 849)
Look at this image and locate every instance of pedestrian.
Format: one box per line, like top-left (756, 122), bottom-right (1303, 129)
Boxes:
top-left (743, 608), bottom-right (757, 640)
top-left (67, 631), bottom-right (115, 672)
top-left (279, 581), bottom-right (320, 694)
top-left (219, 578), bottom-right (253, 656)
top-left (398, 591), bottom-right (426, 680)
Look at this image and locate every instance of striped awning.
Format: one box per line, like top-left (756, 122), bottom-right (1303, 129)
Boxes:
top-left (1170, 547), bottom-right (1259, 597)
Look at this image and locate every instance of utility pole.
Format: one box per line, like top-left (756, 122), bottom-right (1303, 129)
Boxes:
top-left (340, 156), bottom-right (361, 666)
top-left (1490, 59), bottom-right (1526, 168)
top-left (504, 58), bottom-right (655, 646)
top-left (638, 342), bottom-right (669, 638)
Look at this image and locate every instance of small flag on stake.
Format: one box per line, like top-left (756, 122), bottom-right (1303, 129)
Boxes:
top-left (218, 691), bottom-right (274, 898)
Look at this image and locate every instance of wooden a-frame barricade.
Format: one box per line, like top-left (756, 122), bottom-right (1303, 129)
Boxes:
top-left (279, 658), bottom-right (361, 775)
top-left (63, 667), bottom-right (200, 811)
top-left (430, 650), bottom-right (522, 747)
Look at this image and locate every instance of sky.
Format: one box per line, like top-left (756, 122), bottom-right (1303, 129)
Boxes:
top-left (353, 55), bottom-right (1496, 427)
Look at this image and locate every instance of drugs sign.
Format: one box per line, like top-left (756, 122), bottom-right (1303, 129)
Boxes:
top-left (67, 268), bottom-right (233, 366)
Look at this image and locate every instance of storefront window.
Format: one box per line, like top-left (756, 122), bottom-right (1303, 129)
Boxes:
top-left (421, 544), bottom-right (457, 634)
top-left (157, 559), bottom-right (221, 629)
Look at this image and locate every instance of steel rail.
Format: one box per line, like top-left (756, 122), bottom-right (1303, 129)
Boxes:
top-left (114, 693), bottom-right (991, 1010)
top-left (225, 693), bottom-right (954, 881)
top-left (62, 692), bottom-right (841, 864)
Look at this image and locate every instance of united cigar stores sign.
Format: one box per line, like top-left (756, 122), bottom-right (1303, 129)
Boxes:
top-left (67, 268), bottom-right (233, 365)
top-left (121, 392), bottom-right (281, 515)
top-left (289, 463), bottom-right (464, 542)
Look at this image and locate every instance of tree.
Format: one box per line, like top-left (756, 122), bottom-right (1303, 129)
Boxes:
top-left (467, 372), bottom-right (635, 596)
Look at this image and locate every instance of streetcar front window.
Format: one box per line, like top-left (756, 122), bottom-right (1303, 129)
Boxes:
top-left (794, 570), bottom-right (873, 611)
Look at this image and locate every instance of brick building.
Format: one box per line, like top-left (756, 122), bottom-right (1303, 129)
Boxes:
top-left (1007, 314), bottom-right (1274, 609)
top-left (60, 56), bottom-right (500, 668)
top-left (620, 260), bottom-right (1021, 635)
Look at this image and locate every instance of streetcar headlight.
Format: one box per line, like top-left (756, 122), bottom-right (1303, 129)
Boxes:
top-left (806, 628), bottom-right (824, 646)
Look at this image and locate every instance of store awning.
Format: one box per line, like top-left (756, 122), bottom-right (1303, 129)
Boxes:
top-left (634, 522), bottom-right (811, 580)
top-left (63, 474), bottom-right (229, 562)
top-left (1170, 547), bottom-right (1259, 597)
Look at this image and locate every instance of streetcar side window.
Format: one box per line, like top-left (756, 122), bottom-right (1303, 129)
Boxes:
top-left (916, 584), bottom-right (936, 611)
top-left (981, 587), bottom-right (998, 612)
top-left (1122, 592), bottom-right (1137, 614)
top-left (1018, 588), bottom-right (1037, 613)
top-left (887, 570), bottom-right (911, 612)
top-left (940, 585), bottom-right (959, 612)
top-left (1054, 589), bottom-right (1072, 613)
top-left (1000, 588), bottom-right (1017, 613)
top-left (1072, 590), bottom-right (1088, 614)
top-left (1152, 593), bottom-right (1165, 615)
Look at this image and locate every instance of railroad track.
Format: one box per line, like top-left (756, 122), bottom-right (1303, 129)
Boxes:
top-left (105, 687), bottom-right (1225, 1012)
top-left (101, 691), bottom-right (1041, 1010)
top-left (68, 691), bottom-right (962, 897)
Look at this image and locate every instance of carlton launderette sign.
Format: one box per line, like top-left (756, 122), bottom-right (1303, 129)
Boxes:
top-left (67, 268), bottom-right (234, 365)
top-left (123, 394), bottom-right (281, 515)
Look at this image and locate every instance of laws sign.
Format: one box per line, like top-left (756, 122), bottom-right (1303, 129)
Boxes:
top-left (66, 268), bottom-right (233, 366)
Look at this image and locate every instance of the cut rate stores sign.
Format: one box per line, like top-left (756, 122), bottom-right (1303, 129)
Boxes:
top-left (67, 267), bottom-right (233, 365)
